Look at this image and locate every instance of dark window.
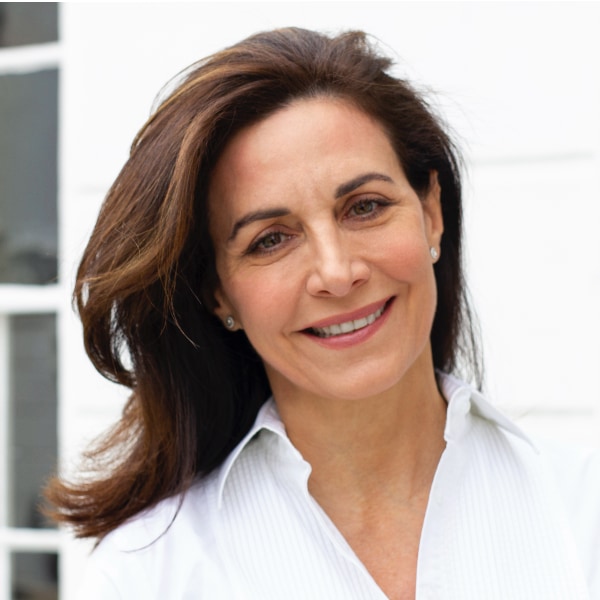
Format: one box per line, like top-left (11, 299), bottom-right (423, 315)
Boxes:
top-left (11, 552), bottom-right (59, 600)
top-left (0, 3), bottom-right (58, 48)
top-left (0, 69), bottom-right (58, 285)
top-left (8, 314), bottom-right (57, 530)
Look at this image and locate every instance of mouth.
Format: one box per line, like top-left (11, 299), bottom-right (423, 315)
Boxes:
top-left (306, 299), bottom-right (391, 339)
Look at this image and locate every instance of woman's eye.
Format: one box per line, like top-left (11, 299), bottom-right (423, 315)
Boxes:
top-left (347, 198), bottom-right (388, 219)
top-left (248, 231), bottom-right (290, 254)
top-left (351, 199), bottom-right (377, 215)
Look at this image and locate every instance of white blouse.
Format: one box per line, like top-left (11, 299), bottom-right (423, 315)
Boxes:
top-left (80, 374), bottom-right (600, 599)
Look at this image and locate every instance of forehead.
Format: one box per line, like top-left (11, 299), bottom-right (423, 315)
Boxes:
top-left (210, 97), bottom-right (397, 192)
top-left (217, 97), bottom-right (392, 173)
top-left (207, 97), bottom-right (401, 229)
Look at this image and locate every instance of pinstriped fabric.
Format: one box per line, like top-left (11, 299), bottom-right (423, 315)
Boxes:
top-left (432, 418), bottom-right (590, 599)
top-left (216, 432), bottom-right (386, 599)
top-left (420, 377), bottom-right (593, 600)
top-left (82, 374), bottom-right (598, 599)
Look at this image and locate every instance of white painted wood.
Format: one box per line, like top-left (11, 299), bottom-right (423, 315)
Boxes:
top-left (0, 316), bottom-right (8, 536)
top-left (0, 42), bottom-right (60, 74)
top-left (0, 551), bottom-right (8, 600)
top-left (0, 14), bottom-right (64, 600)
top-left (0, 286), bottom-right (63, 314)
top-left (0, 528), bottom-right (61, 552)
top-left (0, 316), bottom-right (9, 600)
top-left (466, 157), bottom-right (600, 413)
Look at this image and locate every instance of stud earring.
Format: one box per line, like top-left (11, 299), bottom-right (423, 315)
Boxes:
top-left (225, 316), bottom-right (235, 330)
top-left (430, 247), bottom-right (439, 261)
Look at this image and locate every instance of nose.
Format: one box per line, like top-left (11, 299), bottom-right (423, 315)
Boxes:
top-left (305, 229), bottom-right (370, 297)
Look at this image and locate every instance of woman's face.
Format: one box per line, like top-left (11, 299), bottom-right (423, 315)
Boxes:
top-left (208, 97), bottom-right (443, 403)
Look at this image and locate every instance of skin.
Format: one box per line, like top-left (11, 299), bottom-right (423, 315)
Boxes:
top-left (209, 97), bottom-right (447, 599)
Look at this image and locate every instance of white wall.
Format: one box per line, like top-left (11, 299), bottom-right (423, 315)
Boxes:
top-left (59, 2), bottom-right (600, 597)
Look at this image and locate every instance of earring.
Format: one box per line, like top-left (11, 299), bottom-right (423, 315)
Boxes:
top-left (430, 247), bottom-right (439, 261)
top-left (225, 316), bottom-right (235, 330)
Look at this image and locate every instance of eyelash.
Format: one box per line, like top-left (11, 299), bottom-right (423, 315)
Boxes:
top-left (245, 197), bottom-right (392, 256)
top-left (345, 197), bottom-right (392, 220)
top-left (246, 230), bottom-right (293, 255)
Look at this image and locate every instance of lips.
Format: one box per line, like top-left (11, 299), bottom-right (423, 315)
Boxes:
top-left (310, 305), bottom-right (386, 338)
top-left (305, 298), bottom-right (392, 339)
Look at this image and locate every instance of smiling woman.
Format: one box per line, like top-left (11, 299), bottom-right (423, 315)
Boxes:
top-left (44, 27), bottom-right (599, 600)
top-left (209, 98), bottom-right (443, 405)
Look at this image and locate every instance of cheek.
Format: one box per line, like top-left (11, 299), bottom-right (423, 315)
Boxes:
top-left (223, 272), bottom-right (294, 328)
top-left (374, 227), bottom-right (431, 279)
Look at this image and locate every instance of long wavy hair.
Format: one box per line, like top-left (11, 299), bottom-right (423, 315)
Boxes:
top-left (45, 27), bottom-right (481, 539)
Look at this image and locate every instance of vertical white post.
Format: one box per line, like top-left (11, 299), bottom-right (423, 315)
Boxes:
top-left (0, 314), bottom-right (11, 600)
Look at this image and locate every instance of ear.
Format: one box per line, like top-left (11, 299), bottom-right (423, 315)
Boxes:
top-left (422, 170), bottom-right (444, 250)
top-left (213, 286), bottom-right (242, 330)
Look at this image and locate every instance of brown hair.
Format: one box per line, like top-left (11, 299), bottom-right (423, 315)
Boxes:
top-left (45, 27), bottom-right (480, 539)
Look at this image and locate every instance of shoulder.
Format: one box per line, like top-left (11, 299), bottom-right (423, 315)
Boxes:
top-left (81, 474), bottom-right (229, 599)
top-left (80, 400), bottom-right (282, 598)
top-left (440, 374), bottom-right (600, 594)
top-left (538, 439), bottom-right (600, 508)
top-left (537, 439), bottom-right (600, 584)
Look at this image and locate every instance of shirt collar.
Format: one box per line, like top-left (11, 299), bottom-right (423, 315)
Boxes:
top-left (438, 372), bottom-right (536, 450)
top-left (216, 398), bottom-right (286, 508)
top-left (216, 374), bottom-right (537, 507)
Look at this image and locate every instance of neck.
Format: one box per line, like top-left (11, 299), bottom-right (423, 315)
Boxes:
top-left (271, 355), bottom-right (447, 508)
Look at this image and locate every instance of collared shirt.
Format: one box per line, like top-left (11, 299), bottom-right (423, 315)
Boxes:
top-left (81, 374), bottom-right (600, 599)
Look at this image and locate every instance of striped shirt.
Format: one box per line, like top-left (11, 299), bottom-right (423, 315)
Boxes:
top-left (81, 374), bottom-right (600, 599)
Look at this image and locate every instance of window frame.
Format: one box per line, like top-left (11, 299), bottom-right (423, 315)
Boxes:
top-left (0, 21), bottom-right (63, 600)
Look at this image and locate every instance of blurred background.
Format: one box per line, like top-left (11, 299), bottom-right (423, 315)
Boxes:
top-left (0, 2), bottom-right (598, 598)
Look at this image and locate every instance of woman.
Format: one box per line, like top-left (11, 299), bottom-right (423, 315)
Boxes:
top-left (46, 28), bottom-right (599, 599)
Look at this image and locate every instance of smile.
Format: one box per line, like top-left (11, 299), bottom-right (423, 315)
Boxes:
top-left (310, 305), bottom-right (386, 338)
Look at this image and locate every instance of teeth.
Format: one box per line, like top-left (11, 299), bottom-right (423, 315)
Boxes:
top-left (311, 305), bottom-right (385, 338)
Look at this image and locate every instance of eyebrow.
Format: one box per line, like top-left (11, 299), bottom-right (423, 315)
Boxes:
top-left (228, 208), bottom-right (291, 242)
top-left (227, 172), bottom-right (395, 242)
top-left (335, 172), bottom-right (394, 198)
